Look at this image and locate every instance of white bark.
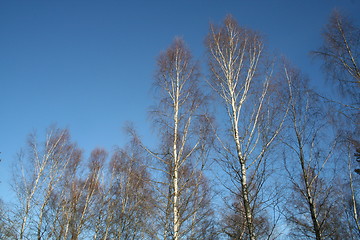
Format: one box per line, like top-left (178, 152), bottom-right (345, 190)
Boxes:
top-left (148, 38), bottom-right (210, 239)
top-left (207, 16), bottom-right (288, 240)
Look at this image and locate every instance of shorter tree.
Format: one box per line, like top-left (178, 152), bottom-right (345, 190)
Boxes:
top-left (102, 143), bottom-right (155, 239)
top-left (283, 63), bottom-right (349, 240)
top-left (314, 10), bottom-right (360, 174)
top-left (12, 127), bottom-right (82, 240)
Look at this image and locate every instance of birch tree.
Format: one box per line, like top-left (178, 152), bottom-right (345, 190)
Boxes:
top-left (206, 15), bottom-right (287, 240)
top-left (314, 12), bottom-right (360, 239)
top-left (101, 143), bottom-right (155, 240)
top-left (283, 64), bottom-right (349, 240)
top-left (69, 148), bottom-right (106, 239)
top-left (314, 10), bottom-right (359, 170)
top-left (144, 38), bottom-right (214, 240)
top-left (46, 142), bottom-right (82, 239)
top-left (13, 127), bottom-right (82, 240)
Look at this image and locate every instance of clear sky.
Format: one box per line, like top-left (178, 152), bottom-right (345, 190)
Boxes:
top-left (1, 0), bottom-right (359, 201)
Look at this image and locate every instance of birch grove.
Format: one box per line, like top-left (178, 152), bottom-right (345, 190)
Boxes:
top-left (0, 12), bottom-right (359, 240)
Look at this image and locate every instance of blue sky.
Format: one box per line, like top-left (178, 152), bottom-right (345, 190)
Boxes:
top-left (0, 0), bottom-right (359, 201)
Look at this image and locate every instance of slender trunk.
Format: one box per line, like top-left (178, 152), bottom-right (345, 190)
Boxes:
top-left (173, 165), bottom-right (179, 240)
top-left (20, 181), bottom-right (40, 240)
top-left (304, 175), bottom-right (322, 240)
top-left (233, 120), bottom-right (255, 240)
top-left (20, 163), bottom-right (45, 239)
top-left (103, 200), bottom-right (113, 240)
top-left (37, 181), bottom-right (54, 240)
top-left (19, 210), bottom-right (28, 240)
top-left (173, 78), bottom-right (180, 240)
top-left (75, 175), bottom-right (97, 238)
top-left (231, 91), bottom-right (255, 240)
top-left (306, 188), bottom-right (322, 240)
top-left (164, 180), bottom-right (173, 240)
top-left (296, 131), bottom-right (322, 240)
top-left (37, 206), bottom-right (44, 240)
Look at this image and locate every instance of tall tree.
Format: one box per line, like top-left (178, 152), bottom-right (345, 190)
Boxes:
top-left (206, 15), bottom-right (287, 240)
top-left (142, 38), bottom-right (214, 240)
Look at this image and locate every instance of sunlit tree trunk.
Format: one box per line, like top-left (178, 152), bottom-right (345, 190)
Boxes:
top-left (173, 67), bottom-right (181, 240)
top-left (206, 15), bottom-right (286, 240)
top-left (137, 38), bottom-right (214, 239)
